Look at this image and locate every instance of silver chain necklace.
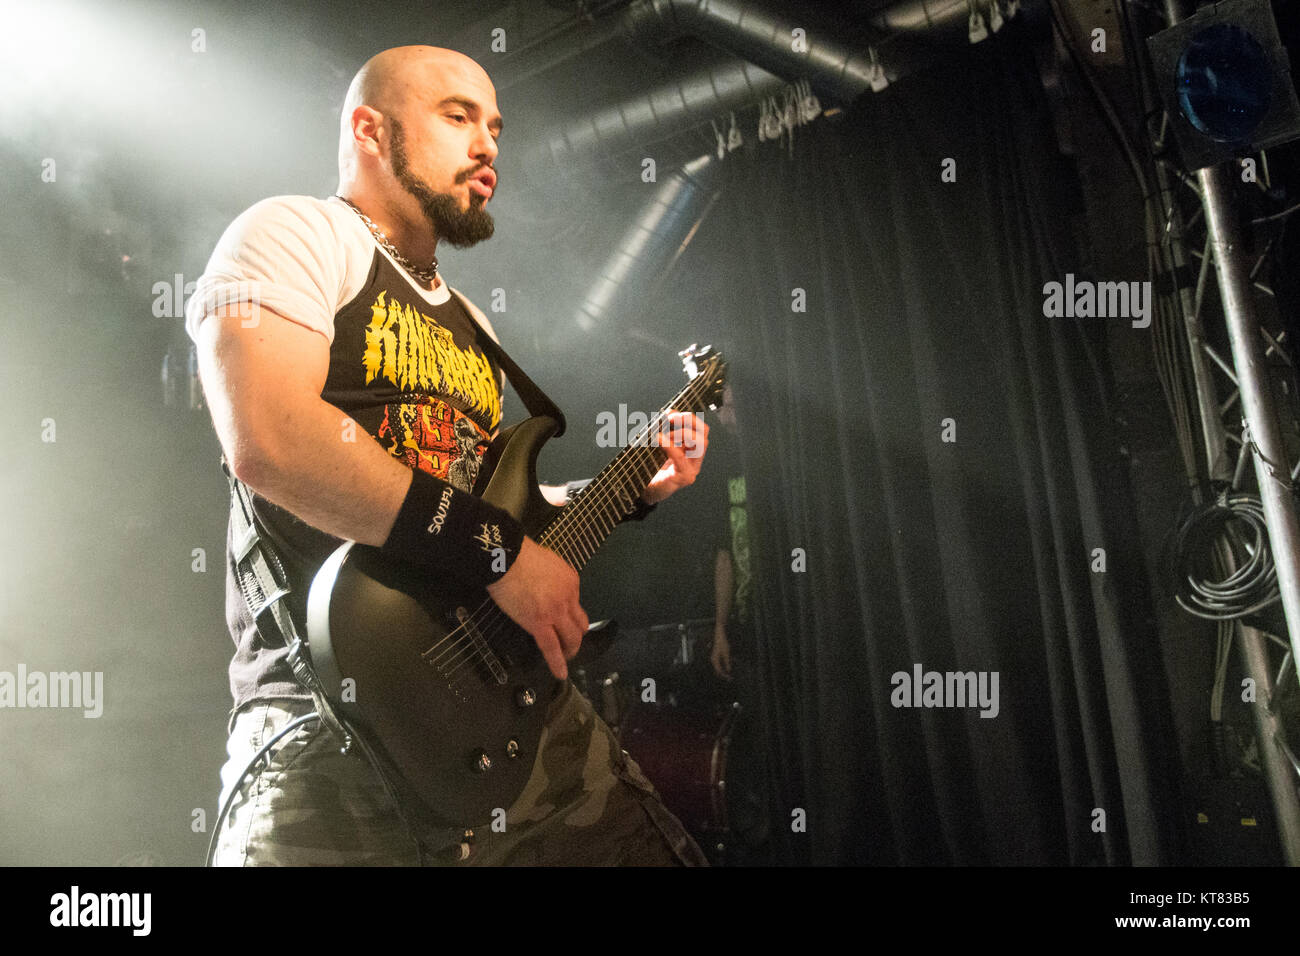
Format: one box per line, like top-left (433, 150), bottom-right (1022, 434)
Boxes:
top-left (335, 195), bottom-right (438, 285)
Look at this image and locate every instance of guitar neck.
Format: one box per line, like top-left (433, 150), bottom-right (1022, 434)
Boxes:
top-left (538, 375), bottom-right (714, 571)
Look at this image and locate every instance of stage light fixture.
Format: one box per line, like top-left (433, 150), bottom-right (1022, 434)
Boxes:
top-left (1147, 0), bottom-right (1300, 170)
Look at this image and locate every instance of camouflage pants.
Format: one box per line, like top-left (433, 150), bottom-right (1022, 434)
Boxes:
top-left (212, 680), bottom-right (709, 866)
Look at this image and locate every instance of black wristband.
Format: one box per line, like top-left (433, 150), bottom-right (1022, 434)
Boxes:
top-left (381, 469), bottom-right (526, 587)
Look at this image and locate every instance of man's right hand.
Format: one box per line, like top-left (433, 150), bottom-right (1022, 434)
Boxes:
top-left (486, 536), bottom-right (587, 681)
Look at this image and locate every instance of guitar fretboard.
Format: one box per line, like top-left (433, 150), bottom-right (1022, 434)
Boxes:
top-left (537, 373), bottom-right (716, 570)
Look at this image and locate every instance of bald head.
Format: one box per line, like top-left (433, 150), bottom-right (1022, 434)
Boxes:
top-left (334, 45), bottom-right (502, 266)
top-left (337, 46), bottom-right (498, 183)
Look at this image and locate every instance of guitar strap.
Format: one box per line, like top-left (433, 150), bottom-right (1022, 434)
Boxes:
top-left (222, 454), bottom-right (469, 856)
top-left (446, 286), bottom-right (567, 437)
top-left (219, 301), bottom-right (567, 859)
top-left (222, 452), bottom-right (350, 747)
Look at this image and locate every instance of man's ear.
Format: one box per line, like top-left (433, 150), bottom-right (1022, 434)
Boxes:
top-left (352, 106), bottom-right (385, 159)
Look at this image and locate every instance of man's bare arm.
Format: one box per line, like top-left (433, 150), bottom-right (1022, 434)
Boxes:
top-left (195, 302), bottom-right (412, 545)
top-left (195, 300), bottom-right (587, 679)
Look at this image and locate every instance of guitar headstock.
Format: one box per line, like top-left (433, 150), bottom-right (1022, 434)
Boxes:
top-left (678, 343), bottom-right (728, 411)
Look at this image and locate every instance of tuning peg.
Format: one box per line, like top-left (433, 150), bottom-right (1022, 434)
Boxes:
top-left (679, 343), bottom-right (700, 378)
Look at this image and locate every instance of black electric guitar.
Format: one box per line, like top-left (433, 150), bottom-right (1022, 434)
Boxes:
top-left (306, 345), bottom-right (727, 826)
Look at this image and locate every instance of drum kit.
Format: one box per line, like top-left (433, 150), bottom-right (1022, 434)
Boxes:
top-left (572, 617), bottom-right (740, 864)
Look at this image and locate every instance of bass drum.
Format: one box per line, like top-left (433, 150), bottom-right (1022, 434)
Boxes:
top-left (618, 699), bottom-right (741, 857)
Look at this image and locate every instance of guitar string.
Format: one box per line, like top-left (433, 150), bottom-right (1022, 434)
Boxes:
top-left (423, 387), bottom-right (708, 682)
top-left (432, 382), bottom-right (709, 674)
top-left (427, 428), bottom-right (665, 677)
top-left (422, 387), bottom-right (698, 670)
top-left (418, 371), bottom-right (717, 688)
top-left (437, 438), bottom-right (665, 691)
top-left (431, 416), bottom-right (670, 679)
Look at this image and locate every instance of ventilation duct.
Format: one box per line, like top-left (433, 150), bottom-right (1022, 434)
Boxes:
top-left (526, 57), bottom-right (785, 179)
top-left (526, 0), bottom-right (1016, 172)
top-left (574, 153), bottom-right (722, 330)
top-left (621, 0), bottom-right (886, 104)
top-left (864, 0), bottom-right (993, 37)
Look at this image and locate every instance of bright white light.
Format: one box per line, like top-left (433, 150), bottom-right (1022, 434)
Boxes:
top-left (0, 1), bottom-right (102, 106)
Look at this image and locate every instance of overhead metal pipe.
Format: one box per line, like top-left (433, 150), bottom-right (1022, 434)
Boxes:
top-left (621, 0), bottom-right (886, 104)
top-left (497, 0), bottom-right (990, 99)
top-left (519, 0), bottom-right (1025, 172)
top-left (574, 152), bottom-right (723, 329)
top-left (525, 57), bottom-right (785, 177)
top-left (864, 0), bottom-right (983, 36)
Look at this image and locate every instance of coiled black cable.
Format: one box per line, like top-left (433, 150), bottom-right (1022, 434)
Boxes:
top-left (1170, 490), bottom-right (1281, 621)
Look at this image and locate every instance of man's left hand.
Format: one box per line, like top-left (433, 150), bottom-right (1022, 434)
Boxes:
top-left (642, 410), bottom-right (708, 505)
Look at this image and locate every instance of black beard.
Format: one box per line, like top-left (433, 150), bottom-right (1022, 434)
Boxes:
top-left (390, 117), bottom-right (494, 248)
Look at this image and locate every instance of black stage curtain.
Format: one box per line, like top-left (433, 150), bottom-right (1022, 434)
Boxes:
top-left (707, 18), bottom-right (1185, 865)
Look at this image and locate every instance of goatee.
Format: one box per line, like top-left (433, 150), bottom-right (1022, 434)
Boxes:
top-left (390, 117), bottom-right (495, 247)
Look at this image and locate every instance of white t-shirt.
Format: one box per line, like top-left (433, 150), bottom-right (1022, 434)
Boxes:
top-left (184, 193), bottom-right (500, 351)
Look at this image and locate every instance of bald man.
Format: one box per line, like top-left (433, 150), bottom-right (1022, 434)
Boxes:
top-left (187, 47), bottom-right (710, 866)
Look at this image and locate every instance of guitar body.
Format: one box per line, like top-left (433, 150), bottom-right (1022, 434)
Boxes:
top-left (305, 346), bottom-right (727, 829)
top-left (307, 416), bottom-right (564, 827)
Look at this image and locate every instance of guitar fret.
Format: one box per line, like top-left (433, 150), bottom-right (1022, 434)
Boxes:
top-left (537, 369), bottom-right (718, 574)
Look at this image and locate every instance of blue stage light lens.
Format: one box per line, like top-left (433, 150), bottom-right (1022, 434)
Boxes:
top-left (1176, 23), bottom-right (1272, 143)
